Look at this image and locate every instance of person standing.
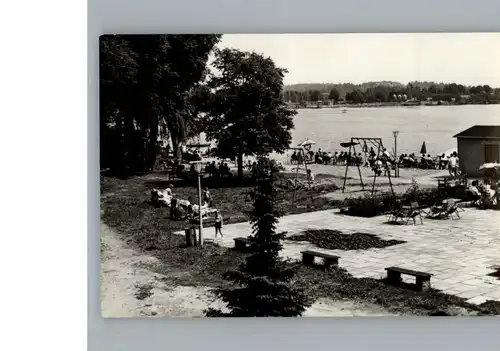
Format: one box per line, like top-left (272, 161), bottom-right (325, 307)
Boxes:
top-left (448, 153), bottom-right (458, 176)
top-left (214, 211), bottom-right (223, 239)
top-left (170, 196), bottom-right (178, 220)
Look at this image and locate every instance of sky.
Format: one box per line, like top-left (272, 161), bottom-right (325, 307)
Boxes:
top-left (217, 33), bottom-right (500, 87)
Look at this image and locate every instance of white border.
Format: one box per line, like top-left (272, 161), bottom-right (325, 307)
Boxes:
top-left (2, 1), bottom-right (86, 351)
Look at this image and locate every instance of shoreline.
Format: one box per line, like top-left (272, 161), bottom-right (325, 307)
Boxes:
top-left (292, 102), bottom-right (499, 109)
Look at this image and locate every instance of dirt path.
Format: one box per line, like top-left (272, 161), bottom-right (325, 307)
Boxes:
top-left (100, 222), bottom-right (225, 317)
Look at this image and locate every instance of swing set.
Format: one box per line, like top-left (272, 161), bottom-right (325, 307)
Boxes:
top-left (341, 137), bottom-right (394, 195)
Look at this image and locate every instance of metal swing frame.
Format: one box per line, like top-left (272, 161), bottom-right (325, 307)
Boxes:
top-left (287, 147), bottom-right (314, 204)
top-left (341, 137), bottom-right (394, 195)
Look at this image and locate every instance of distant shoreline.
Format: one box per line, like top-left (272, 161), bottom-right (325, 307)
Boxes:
top-left (292, 102), bottom-right (499, 109)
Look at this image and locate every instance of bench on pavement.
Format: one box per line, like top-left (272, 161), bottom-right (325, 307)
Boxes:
top-left (233, 237), bottom-right (250, 251)
top-left (301, 250), bottom-right (340, 269)
top-left (385, 266), bottom-right (432, 291)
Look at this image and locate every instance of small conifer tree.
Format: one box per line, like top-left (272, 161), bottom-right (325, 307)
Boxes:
top-left (205, 156), bottom-right (309, 317)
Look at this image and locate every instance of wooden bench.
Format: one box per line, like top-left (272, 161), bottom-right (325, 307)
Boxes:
top-left (385, 266), bottom-right (432, 291)
top-left (233, 237), bottom-right (250, 251)
top-left (301, 250), bottom-right (340, 269)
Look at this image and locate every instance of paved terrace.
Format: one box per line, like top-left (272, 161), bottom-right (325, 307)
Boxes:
top-left (180, 208), bottom-right (500, 305)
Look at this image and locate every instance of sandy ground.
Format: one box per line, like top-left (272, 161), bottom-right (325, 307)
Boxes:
top-left (282, 163), bottom-right (449, 200)
top-left (101, 222), bottom-right (395, 317)
top-left (100, 222), bottom-right (226, 317)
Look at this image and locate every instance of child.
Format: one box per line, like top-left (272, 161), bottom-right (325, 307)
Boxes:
top-left (214, 211), bottom-right (223, 239)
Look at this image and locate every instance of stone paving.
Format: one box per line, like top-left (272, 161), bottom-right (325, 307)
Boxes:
top-left (185, 207), bottom-right (500, 305)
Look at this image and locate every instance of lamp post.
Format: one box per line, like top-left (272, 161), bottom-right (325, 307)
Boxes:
top-left (192, 161), bottom-right (204, 246)
top-left (393, 131), bottom-right (399, 177)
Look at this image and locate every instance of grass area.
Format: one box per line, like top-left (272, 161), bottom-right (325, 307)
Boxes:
top-left (137, 239), bottom-right (499, 316)
top-left (288, 229), bottom-right (406, 250)
top-left (101, 173), bottom-right (500, 316)
top-left (101, 173), bottom-right (340, 251)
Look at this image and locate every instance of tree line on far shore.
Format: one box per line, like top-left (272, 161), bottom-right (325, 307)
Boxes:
top-left (284, 81), bottom-right (500, 105)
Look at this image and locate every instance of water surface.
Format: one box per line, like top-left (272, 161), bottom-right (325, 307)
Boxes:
top-left (290, 105), bottom-right (499, 155)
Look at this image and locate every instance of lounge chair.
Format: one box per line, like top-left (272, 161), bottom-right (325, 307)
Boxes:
top-left (443, 203), bottom-right (461, 219)
top-left (425, 204), bottom-right (446, 219)
top-left (427, 201), bottom-right (461, 220)
top-left (406, 202), bottom-right (424, 225)
top-left (388, 205), bottom-right (413, 224)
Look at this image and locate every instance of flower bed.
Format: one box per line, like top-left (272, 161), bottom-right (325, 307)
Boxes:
top-left (287, 229), bottom-right (406, 250)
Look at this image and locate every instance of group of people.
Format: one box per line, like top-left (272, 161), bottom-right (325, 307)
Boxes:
top-left (466, 179), bottom-right (498, 206)
top-left (290, 146), bottom-right (461, 176)
top-left (290, 149), bottom-right (365, 166)
top-left (151, 185), bottom-right (224, 238)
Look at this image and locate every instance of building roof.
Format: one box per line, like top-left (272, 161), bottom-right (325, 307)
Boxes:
top-left (453, 125), bottom-right (500, 139)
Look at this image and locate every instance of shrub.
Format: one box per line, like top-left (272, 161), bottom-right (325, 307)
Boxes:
top-left (342, 182), bottom-right (442, 217)
top-left (342, 192), bottom-right (397, 217)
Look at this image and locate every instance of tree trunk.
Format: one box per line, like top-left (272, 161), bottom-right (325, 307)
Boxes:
top-left (171, 136), bottom-right (182, 164)
top-left (237, 152), bottom-right (244, 181)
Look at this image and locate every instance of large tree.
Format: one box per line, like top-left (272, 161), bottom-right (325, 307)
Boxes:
top-left (99, 34), bottom-right (221, 175)
top-left (205, 48), bottom-right (296, 180)
top-left (205, 157), bottom-right (309, 317)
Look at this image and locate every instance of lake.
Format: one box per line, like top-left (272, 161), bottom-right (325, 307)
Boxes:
top-left (288, 104), bottom-right (500, 156)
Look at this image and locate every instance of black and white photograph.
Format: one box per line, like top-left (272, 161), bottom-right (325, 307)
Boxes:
top-left (100, 33), bottom-right (500, 317)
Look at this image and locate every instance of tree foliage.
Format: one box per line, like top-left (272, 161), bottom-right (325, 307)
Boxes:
top-left (99, 34), bottom-right (221, 176)
top-left (328, 88), bottom-right (340, 102)
top-left (204, 48), bottom-right (296, 179)
top-left (205, 157), bottom-right (309, 317)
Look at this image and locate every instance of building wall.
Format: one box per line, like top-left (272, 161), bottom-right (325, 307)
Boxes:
top-left (457, 138), bottom-right (500, 176)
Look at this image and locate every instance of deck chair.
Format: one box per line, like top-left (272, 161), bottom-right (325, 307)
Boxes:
top-left (425, 200), bottom-right (450, 218)
top-left (406, 202), bottom-right (424, 225)
top-left (388, 206), bottom-right (408, 224)
top-left (443, 203), bottom-right (461, 219)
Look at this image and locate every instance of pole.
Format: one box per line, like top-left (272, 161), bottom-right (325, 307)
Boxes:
top-left (393, 132), bottom-right (399, 177)
top-left (197, 173), bottom-right (203, 246)
top-left (394, 134), bottom-right (397, 177)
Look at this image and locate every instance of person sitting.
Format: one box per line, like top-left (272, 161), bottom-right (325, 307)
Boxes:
top-left (338, 152), bottom-right (344, 165)
top-left (369, 147), bottom-right (376, 158)
top-left (322, 151), bottom-right (330, 165)
top-left (332, 152), bottom-right (338, 165)
top-left (203, 187), bottom-right (213, 207)
top-left (399, 154), bottom-right (405, 165)
top-left (372, 158), bottom-right (383, 176)
top-left (307, 150), bottom-right (314, 162)
top-left (467, 180), bottom-right (482, 205)
top-left (382, 148), bottom-right (391, 159)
